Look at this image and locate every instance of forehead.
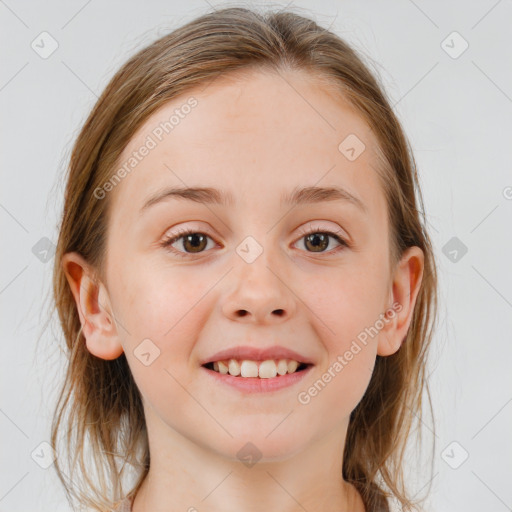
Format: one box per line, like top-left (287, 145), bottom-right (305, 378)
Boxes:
top-left (108, 67), bottom-right (384, 221)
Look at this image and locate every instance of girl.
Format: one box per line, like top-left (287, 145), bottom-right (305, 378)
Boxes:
top-left (50, 6), bottom-right (438, 512)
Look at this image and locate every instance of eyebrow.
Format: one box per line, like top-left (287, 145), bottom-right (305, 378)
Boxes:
top-left (140, 185), bottom-right (367, 213)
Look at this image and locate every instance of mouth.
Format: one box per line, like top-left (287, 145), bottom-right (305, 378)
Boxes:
top-left (200, 358), bottom-right (314, 393)
top-left (201, 360), bottom-right (312, 377)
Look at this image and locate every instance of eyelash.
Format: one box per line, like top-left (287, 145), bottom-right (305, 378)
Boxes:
top-left (160, 225), bottom-right (348, 258)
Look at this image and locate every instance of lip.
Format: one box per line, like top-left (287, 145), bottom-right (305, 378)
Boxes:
top-left (200, 345), bottom-right (315, 366)
top-left (200, 363), bottom-right (313, 393)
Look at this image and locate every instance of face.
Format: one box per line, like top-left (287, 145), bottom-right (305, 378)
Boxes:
top-left (89, 68), bottom-right (412, 460)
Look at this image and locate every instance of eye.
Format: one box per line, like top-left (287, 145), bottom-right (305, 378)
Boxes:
top-left (294, 224), bottom-right (348, 254)
top-left (160, 228), bottom-right (217, 257)
top-left (160, 224), bottom-right (349, 258)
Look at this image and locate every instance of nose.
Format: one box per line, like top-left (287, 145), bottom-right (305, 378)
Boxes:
top-left (221, 255), bottom-right (297, 325)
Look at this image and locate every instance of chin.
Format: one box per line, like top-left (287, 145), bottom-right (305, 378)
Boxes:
top-left (210, 431), bottom-right (307, 465)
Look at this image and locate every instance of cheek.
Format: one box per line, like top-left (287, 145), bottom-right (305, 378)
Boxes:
top-left (111, 263), bottom-right (210, 360)
top-left (328, 357), bottom-right (374, 431)
top-left (304, 261), bottom-right (388, 341)
top-left (294, 337), bottom-right (375, 440)
top-left (303, 258), bottom-right (387, 406)
top-left (114, 268), bottom-right (209, 406)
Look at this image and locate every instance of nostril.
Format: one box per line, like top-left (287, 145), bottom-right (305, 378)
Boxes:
top-left (273, 309), bottom-right (284, 316)
top-left (237, 310), bottom-right (248, 317)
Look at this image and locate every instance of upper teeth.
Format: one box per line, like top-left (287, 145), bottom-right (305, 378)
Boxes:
top-left (211, 359), bottom-right (301, 378)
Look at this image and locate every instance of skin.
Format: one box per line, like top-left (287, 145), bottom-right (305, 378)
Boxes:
top-left (62, 68), bottom-right (424, 512)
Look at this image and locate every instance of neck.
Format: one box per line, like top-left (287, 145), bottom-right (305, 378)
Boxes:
top-left (131, 408), bottom-right (365, 512)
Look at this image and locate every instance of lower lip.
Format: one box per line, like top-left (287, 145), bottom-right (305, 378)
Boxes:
top-left (200, 365), bottom-right (313, 393)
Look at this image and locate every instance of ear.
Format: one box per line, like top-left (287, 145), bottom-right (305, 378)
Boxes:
top-left (377, 246), bottom-right (424, 356)
top-left (61, 252), bottom-right (124, 360)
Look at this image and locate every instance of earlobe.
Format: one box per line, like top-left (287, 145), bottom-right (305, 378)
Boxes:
top-left (61, 252), bottom-right (124, 360)
top-left (377, 246), bottom-right (424, 357)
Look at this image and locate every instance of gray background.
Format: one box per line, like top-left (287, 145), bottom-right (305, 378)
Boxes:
top-left (1, 0), bottom-right (511, 511)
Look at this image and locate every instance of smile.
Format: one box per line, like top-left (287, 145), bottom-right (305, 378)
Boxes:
top-left (201, 359), bottom-right (313, 393)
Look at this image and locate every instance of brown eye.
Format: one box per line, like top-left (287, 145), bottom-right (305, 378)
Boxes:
top-left (161, 229), bottom-right (215, 256)
top-left (295, 227), bottom-right (348, 254)
top-left (304, 233), bottom-right (330, 252)
top-left (181, 233), bottom-right (208, 253)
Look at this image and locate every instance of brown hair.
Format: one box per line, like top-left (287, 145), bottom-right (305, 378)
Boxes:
top-left (47, 6), bottom-right (438, 511)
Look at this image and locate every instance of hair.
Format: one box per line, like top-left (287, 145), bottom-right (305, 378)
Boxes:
top-left (46, 5), bottom-right (438, 512)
